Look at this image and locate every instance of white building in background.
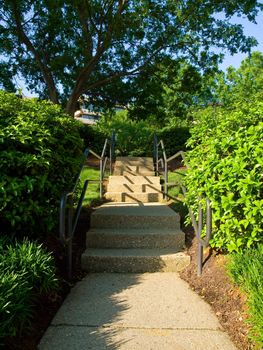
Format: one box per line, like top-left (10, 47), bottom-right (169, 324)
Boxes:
top-left (74, 109), bottom-right (101, 125)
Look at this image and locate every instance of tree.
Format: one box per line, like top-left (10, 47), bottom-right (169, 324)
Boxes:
top-left (128, 58), bottom-right (205, 126)
top-left (201, 51), bottom-right (263, 108)
top-left (0, 0), bottom-right (261, 115)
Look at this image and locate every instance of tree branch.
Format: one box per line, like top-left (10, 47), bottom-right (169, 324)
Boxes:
top-left (10, 0), bottom-right (59, 103)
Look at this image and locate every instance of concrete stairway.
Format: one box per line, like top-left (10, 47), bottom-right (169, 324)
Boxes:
top-left (82, 203), bottom-right (189, 273)
top-left (105, 157), bottom-right (163, 203)
top-left (81, 157), bottom-right (190, 273)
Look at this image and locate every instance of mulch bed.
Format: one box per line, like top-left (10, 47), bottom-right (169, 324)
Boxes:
top-left (180, 225), bottom-right (253, 350)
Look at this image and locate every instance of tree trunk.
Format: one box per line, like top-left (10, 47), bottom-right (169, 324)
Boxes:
top-left (66, 93), bottom-right (79, 116)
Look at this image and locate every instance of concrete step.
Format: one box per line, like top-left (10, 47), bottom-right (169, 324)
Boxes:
top-left (81, 248), bottom-right (190, 273)
top-left (107, 183), bottom-right (162, 193)
top-left (105, 191), bottom-right (162, 203)
top-left (90, 203), bottom-right (180, 230)
top-left (86, 228), bottom-right (185, 249)
top-left (108, 175), bottom-right (161, 185)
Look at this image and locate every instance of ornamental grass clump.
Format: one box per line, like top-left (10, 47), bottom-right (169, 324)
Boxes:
top-left (0, 239), bottom-right (57, 339)
top-left (227, 245), bottom-right (263, 348)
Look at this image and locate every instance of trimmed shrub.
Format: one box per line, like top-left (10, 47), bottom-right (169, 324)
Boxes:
top-left (95, 110), bottom-right (154, 156)
top-left (185, 101), bottom-right (263, 252)
top-left (0, 91), bottom-right (84, 238)
top-left (79, 124), bottom-right (106, 154)
top-left (0, 239), bottom-right (57, 339)
top-left (158, 126), bottom-right (190, 156)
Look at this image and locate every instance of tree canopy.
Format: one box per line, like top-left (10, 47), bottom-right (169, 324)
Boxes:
top-left (0, 0), bottom-right (262, 115)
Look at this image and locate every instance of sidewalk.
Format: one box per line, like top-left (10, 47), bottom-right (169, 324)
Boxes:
top-left (39, 272), bottom-right (237, 350)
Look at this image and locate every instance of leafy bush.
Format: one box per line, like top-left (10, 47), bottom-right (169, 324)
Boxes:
top-left (95, 110), bottom-right (154, 156)
top-left (185, 101), bottom-right (263, 252)
top-left (79, 124), bottom-right (106, 154)
top-left (227, 246), bottom-right (263, 348)
top-left (0, 239), bottom-right (57, 339)
top-left (158, 126), bottom-right (190, 156)
top-left (0, 91), bottom-right (84, 238)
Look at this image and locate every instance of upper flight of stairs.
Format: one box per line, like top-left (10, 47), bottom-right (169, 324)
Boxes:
top-left (81, 157), bottom-right (190, 273)
top-left (105, 157), bottom-right (163, 203)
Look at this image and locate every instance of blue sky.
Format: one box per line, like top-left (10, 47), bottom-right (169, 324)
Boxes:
top-left (219, 11), bottom-right (263, 70)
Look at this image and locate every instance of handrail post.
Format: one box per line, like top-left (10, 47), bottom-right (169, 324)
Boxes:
top-left (197, 201), bottom-right (203, 276)
top-left (109, 144), bottom-right (112, 176)
top-left (205, 198), bottom-right (212, 246)
top-left (99, 158), bottom-right (103, 198)
top-left (164, 160), bottom-right (168, 200)
top-left (153, 133), bottom-right (157, 175)
top-left (67, 194), bottom-right (74, 279)
top-left (156, 141), bottom-right (159, 175)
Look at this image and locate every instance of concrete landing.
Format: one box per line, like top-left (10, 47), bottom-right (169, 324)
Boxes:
top-left (39, 273), bottom-right (237, 350)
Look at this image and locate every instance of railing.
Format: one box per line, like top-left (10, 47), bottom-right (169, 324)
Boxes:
top-left (89, 131), bottom-right (115, 198)
top-left (153, 134), bottom-right (187, 200)
top-left (153, 134), bottom-right (212, 276)
top-left (59, 132), bottom-right (115, 279)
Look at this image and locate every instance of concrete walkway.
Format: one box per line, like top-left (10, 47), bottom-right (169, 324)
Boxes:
top-left (39, 157), bottom-right (237, 349)
top-left (39, 273), bottom-right (237, 350)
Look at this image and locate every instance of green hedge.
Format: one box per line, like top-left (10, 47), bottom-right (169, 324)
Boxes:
top-left (185, 101), bottom-right (263, 252)
top-left (0, 238), bottom-right (57, 339)
top-left (158, 126), bottom-right (190, 156)
top-left (95, 110), bottom-right (154, 156)
top-left (0, 91), bottom-right (84, 238)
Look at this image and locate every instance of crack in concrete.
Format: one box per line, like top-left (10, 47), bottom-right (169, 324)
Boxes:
top-left (51, 324), bottom-right (223, 332)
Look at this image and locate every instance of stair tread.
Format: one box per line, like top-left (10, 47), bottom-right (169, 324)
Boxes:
top-left (92, 202), bottom-right (179, 217)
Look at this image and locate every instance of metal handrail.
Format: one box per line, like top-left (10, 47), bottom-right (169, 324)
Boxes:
top-left (59, 132), bottom-right (116, 279)
top-left (153, 134), bottom-right (212, 276)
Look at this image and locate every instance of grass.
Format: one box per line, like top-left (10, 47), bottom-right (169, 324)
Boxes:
top-left (79, 166), bottom-right (102, 206)
top-left (167, 169), bottom-right (186, 199)
top-left (227, 245), bottom-right (263, 348)
top-left (165, 169), bottom-right (188, 218)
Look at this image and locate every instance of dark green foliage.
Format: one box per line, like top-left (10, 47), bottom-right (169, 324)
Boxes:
top-left (227, 246), bottom-right (263, 347)
top-left (158, 126), bottom-right (190, 156)
top-left (0, 91), bottom-right (84, 238)
top-left (79, 124), bottom-right (106, 155)
top-left (0, 1), bottom-right (261, 113)
top-left (129, 59), bottom-right (204, 126)
top-left (0, 239), bottom-right (57, 339)
top-left (185, 100), bottom-right (263, 252)
top-left (95, 111), bottom-right (154, 156)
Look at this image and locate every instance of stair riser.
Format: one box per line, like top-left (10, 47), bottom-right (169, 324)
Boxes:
top-left (107, 184), bottom-right (162, 193)
top-left (105, 192), bottom-right (163, 203)
top-left (90, 215), bottom-right (180, 229)
top-left (81, 255), bottom-right (190, 273)
top-left (86, 233), bottom-right (185, 249)
top-left (114, 171), bottom-right (155, 176)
